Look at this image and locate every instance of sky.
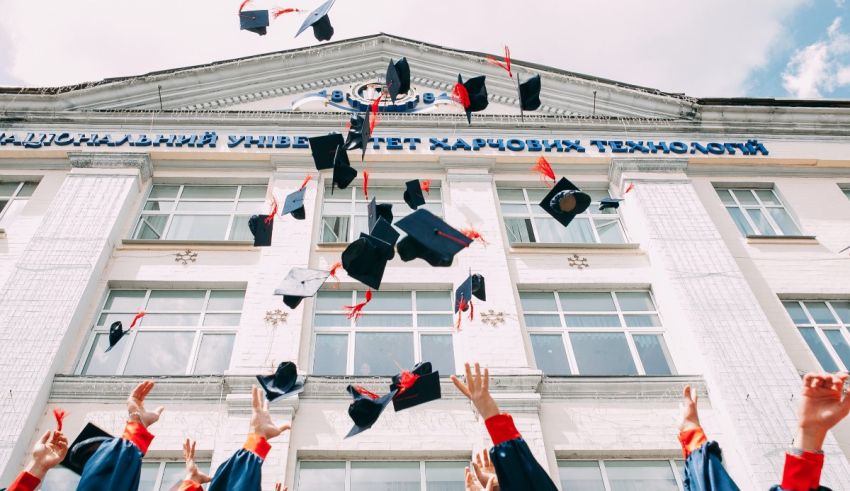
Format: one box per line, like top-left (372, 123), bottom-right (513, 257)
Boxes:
top-left (0, 0), bottom-right (848, 99)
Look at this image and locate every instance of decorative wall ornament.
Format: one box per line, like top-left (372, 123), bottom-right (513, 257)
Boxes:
top-left (480, 310), bottom-right (506, 328)
top-left (175, 249), bottom-right (198, 265)
top-left (264, 309), bottom-right (288, 326)
top-left (568, 254), bottom-right (589, 270)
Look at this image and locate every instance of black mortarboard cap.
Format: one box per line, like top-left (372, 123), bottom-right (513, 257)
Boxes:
top-left (390, 362), bottom-right (441, 412)
top-left (344, 115), bottom-right (368, 154)
top-left (274, 267), bottom-right (330, 309)
top-left (332, 146), bottom-right (357, 191)
top-left (519, 74), bottom-right (542, 111)
top-left (368, 197), bottom-right (394, 231)
top-left (248, 215), bottom-right (273, 247)
top-left (369, 218), bottom-right (400, 252)
top-left (458, 74), bottom-right (489, 125)
top-left (599, 197), bottom-right (624, 211)
top-left (395, 209), bottom-right (471, 267)
top-left (105, 321), bottom-right (127, 353)
top-left (61, 423), bottom-right (113, 475)
top-left (309, 133), bottom-right (345, 171)
top-left (256, 361), bottom-right (305, 401)
top-left (454, 273), bottom-right (486, 313)
top-left (539, 178), bottom-right (592, 228)
top-left (386, 58), bottom-right (411, 103)
top-left (282, 188), bottom-right (307, 220)
top-left (239, 10), bottom-right (269, 36)
top-left (341, 236), bottom-right (389, 289)
top-left (345, 385), bottom-right (397, 438)
top-left (295, 0), bottom-right (336, 41)
top-left (403, 179), bottom-right (426, 210)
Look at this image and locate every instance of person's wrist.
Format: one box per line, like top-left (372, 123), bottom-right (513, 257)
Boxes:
top-left (476, 397), bottom-right (500, 420)
top-left (796, 427), bottom-right (828, 453)
top-left (25, 460), bottom-right (49, 479)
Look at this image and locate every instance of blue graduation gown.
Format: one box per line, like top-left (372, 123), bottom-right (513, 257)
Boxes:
top-left (682, 441), bottom-right (740, 491)
top-left (76, 421), bottom-right (154, 491)
top-left (207, 449), bottom-right (263, 491)
top-left (485, 414), bottom-right (558, 491)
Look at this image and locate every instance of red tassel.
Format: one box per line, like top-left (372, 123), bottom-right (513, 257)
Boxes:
top-left (362, 171), bottom-right (369, 199)
top-left (396, 370), bottom-right (420, 395)
top-left (264, 197), bottom-right (278, 225)
top-left (354, 386), bottom-right (380, 400)
top-left (299, 174), bottom-right (313, 191)
top-left (129, 311), bottom-right (145, 330)
top-left (485, 46), bottom-right (513, 78)
top-left (328, 261), bottom-right (342, 289)
top-left (436, 230), bottom-right (471, 247)
top-left (452, 83), bottom-right (471, 109)
top-left (272, 7), bottom-right (301, 18)
top-left (469, 301), bottom-right (474, 321)
top-left (238, 0), bottom-right (251, 11)
top-left (461, 228), bottom-right (488, 246)
top-left (369, 95), bottom-right (381, 133)
top-left (532, 156), bottom-right (556, 184)
top-left (344, 289), bottom-right (373, 321)
top-left (624, 182), bottom-right (635, 194)
top-left (53, 408), bottom-right (66, 431)
top-left (456, 294), bottom-right (468, 330)
top-left (420, 180), bottom-right (431, 194)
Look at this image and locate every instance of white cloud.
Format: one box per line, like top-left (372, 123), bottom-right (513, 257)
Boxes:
top-left (0, 0), bottom-right (811, 97)
top-left (782, 16), bottom-right (850, 98)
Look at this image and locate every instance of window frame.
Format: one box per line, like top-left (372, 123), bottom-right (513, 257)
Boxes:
top-left (295, 459), bottom-right (469, 490)
top-left (0, 180), bottom-right (37, 226)
top-left (557, 458), bottom-right (684, 491)
top-left (521, 290), bottom-right (675, 376)
top-left (841, 185), bottom-right (850, 201)
top-left (78, 288), bottom-right (243, 376)
top-left (783, 300), bottom-right (850, 372)
top-left (715, 186), bottom-right (802, 237)
top-left (140, 460), bottom-right (212, 491)
top-left (311, 289), bottom-right (456, 376)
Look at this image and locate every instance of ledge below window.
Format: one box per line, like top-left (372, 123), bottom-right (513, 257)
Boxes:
top-left (745, 235), bottom-right (818, 245)
top-left (510, 243), bottom-right (642, 253)
top-left (316, 242), bottom-right (348, 251)
top-left (120, 239), bottom-right (256, 250)
top-left (541, 375), bottom-right (706, 400)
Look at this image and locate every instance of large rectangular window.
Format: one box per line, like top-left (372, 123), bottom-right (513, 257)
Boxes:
top-left (312, 290), bottom-right (456, 376)
top-left (133, 184), bottom-right (267, 241)
top-left (520, 291), bottom-right (674, 376)
top-left (81, 289), bottom-right (243, 375)
top-left (321, 183), bottom-right (443, 243)
top-left (497, 186), bottom-right (625, 245)
top-left (41, 460), bottom-right (211, 491)
top-left (0, 181), bottom-right (37, 228)
top-left (784, 300), bottom-right (850, 372)
top-left (715, 187), bottom-right (801, 236)
top-left (559, 460), bottom-right (684, 490)
top-left (842, 187), bottom-right (850, 201)
top-left (296, 461), bottom-right (466, 491)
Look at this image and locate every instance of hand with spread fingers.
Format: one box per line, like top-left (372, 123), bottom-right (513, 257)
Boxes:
top-left (465, 466), bottom-right (496, 491)
top-left (127, 380), bottom-right (164, 428)
top-left (182, 439), bottom-right (211, 485)
top-left (451, 362), bottom-right (500, 420)
top-left (25, 430), bottom-right (69, 479)
top-left (250, 385), bottom-right (292, 440)
top-left (472, 449), bottom-right (499, 491)
top-left (796, 372), bottom-right (850, 452)
top-left (679, 384), bottom-right (701, 432)
top-left (274, 482), bottom-right (288, 491)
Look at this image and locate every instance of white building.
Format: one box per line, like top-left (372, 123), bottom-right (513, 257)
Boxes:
top-left (1, 34), bottom-right (850, 490)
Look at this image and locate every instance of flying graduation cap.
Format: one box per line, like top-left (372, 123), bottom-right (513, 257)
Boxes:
top-left (256, 361), bottom-right (305, 401)
top-left (599, 197), bottom-right (624, 211)
top-left (342, 228), bottom-right (395, 290)
top-left (332, 146), bottom-right (358, 192)
top-left (274, 267), bottom-right (331, 309)
top-left (345, 385), bottom-right (397, 438)
top-left (60, 423), bottom-right (113, 475)
top-left (309, 133), bottom-right (345, 171)
top-left (453, 75), bottom-right (489, 125)
top-left (239, 2), bottom-right (270, 36)
top-left (519, 74), bottom-right (542, 112)
top-left (295, 0), bottom-right (336, 41)
top-left (105, 312), bottom-right (145, 353)
top-left (390, 362), bottom-right (441, 412)
top-left (403, 179), bottom-right (426, 210)
top-left (455, 273), bottom-right (486, 329)
top-left (368, 197), bottom-right (394, 230)
top-left (539, 178), bottom-right (592, 228)
top-left (396, 209), bottom-right (472, 267)
top-left (385, 58), bottom-right (411, 104)
top-left (281, 175), bottom-right (313, 221)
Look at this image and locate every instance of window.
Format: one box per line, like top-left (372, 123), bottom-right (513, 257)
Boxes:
top-left (81, 289), bottom-right (243, 376)
top-left (559, 460), bottom-right (684, 491)
top-left (133, 184), bottom-right (267, 241)
top-left (296, 461), bottom-right (467, 491)
top-left (312, 290), bottom-right (456, 376)
top-left (41, 460), bottom-right (211, 491)
top-left (842, 187), bottom-right (850, 200)
top-left (715, 187), bottom-right (801, 236)
top-left (0, 181), bottom-right (37, 228)
top-left (321, 183), bottom-right (443, 243)
top-left (497, 186), bottom-right (625, 245)
top-left (520, 291), bottom-right (674, 376)
top-left (783, 300), bottom-right (850, 372)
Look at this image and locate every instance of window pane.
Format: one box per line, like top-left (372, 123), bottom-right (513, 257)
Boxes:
top-left (40, 467), bottom-right (81, 490)
top-left (229, 215), bottom-right (255, 241)
top-left (558, 461), bottom-right (605, 491)
top-left (732, 189), bottom-right (757, 205)
top-left (564, 315), bottom-right (621, 328)
top-left (616, 292), bottom-right (655, 311)
top-left (505, 217), bottom-right (535, 243)
top-left (605, 460), bottom-right (678, 491)
top-left (823, 330), bottom-right (850, 369)
top-left (426, 462), bottom-right (467, 491)
top-left (315, 314), bottom-right (350, 328)
top-left (524, 314), bottom-right (562, 328)
top-left (0, 182), bottom-right (20, 195)
top-left (767, 207), bottom-right (801, 235)
top-left (322, 216), bottom-right (350, 243)
top-left (149, 185), bottom-right (180, 199)
top-left (203, 313), bottom-right (241, 326)
top-left (726, 207), bottom-right (754, 236)
top-left (175, 200), bottom-right (234, 212)
top-left (104, 290), bottom-right (146, 311)
top-left (83, 333), bottom-right (125, 375)
top-left (147, 290), bottom-right (206, 311)
top-left (525, 188), bottom-right (549, 201)
top-left (519, 292), bottom-right (557, 311)
top-left (134, 215), bottom-right (168, 239)
top-left (559, 292), bottom-right (615, 312)
top-left (350, 462), bottom-right (420, 491)
top-left (783, 302), bottom-right (808, 324)
top-left (596, 219), bottom-right (625, 244)
top-left (633, 335), bottom-right (674, 375)
top-left (804, 302), bottom-right (837, 324)
top-left (570, 332), bottom-right (637, 375)
top-left (160, 462), bottom-right (191, 491)
top-left (323, 202), bottom-right (352, 214)
top-left (799, 327), bottom-right (840, 372)
top-left (755, 189), bottom-right (782, 206)
top-left (501, 203), bottom-right (529, 215)
top-left (831, 301), bottom-right (850, 323)
top-left (297, 462), bottom-right (346, 491)
top-left (746, 208), bottom-right (775, 235)
top-left (316, 290), bottom-right (352, 310)
top-left (207, 290), bottom-right (245, 311)
top-left (124, 332), bottom-right (195, 375)
top-left (497, 188), bottom-right (526, 201)
top-left (357, 314), bottom-right (414, 328)
top-left (417, 291), bottom-right (451, 311)
top-left (560, 218), bottom-right (596, 243)
top-left (19, 182), bottom-right (37, 196)
top-left (313, 334), bottom-right (348, 375)
top-left (166, 215), bottom-right (230, 240)
top-left (361, 291), bottom-right (411, 311)
top-left (138, 463), bottom-right (160, 491)
top-left (144, 201), bottom-right (174, 212)
top-left (141, 313), bottom-right (200, 326)
top-left (421, 335), bottom-right (455, 374)
top-left (352, 216), bottom-right (369, 237)
top-left (418, 314), bottom-right (454, 327)
top-left (531, 335), bottom-right (571, 375)
top-left (194, 334), bottom-right (235, 374)
top-left (181, 185), bottom-right (237, 199)
top-left (624, 314), bottom-right (662, 328)
top-left (354, 332), bottom-right (414, 375)
top-left (239, 185), bottom-right (268, 199)
top-left (236, 201), bottom-right (264, 213)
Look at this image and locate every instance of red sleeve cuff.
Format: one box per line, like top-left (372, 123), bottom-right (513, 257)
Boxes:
top-left (122, 420), bottom-right (155, 455)
top-left (244, 433), bottom-right (271, 460)
top-left (178, 480), bottom-right (204, 491)
top-left (781, 451), bottom-right (824, 491)
top-left (678, 427), bottom-right (708, 458)
top-left (485, 414), bottom-right (522, 446)
top-left (7, 471), bottom-right (41, 491)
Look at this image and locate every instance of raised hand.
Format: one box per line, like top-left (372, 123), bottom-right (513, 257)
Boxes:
top-left (127, 381), bottom-right (164, 428)
top-left (274, 482), bottom-right (288, 491)
top-left (796, 373), bottom-right (850, 452)
top-left (250, 385), bottom-right (291, 440)
top-left (678, 385), bottom-right (701, 432)
top-left (472, 449), bottom-right (499, 491)
top-left (182, 439), bottom-right (211, 484)
top-left (451, 363), bottom-right (500, 420)
top-left (26, 431), bottom-right (69, 479)
top-left (465, 466), bottom-right (495, 491)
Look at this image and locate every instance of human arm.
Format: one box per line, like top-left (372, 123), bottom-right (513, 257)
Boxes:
top-left (7, 431), bottom-right (69, 491)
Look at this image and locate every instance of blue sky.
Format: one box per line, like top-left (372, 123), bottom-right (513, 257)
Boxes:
top-left (0, 0), bottom-right (847, 99)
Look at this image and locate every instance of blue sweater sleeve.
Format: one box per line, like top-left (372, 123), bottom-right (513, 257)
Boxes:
top-left (682, 441), bottom-right (741, 491)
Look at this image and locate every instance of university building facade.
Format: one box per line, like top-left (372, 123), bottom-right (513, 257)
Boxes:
top-left (1, 34), bottom-right (850, 490)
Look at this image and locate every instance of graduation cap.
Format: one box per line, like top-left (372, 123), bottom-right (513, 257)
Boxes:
top-left (368, 197), bottom-right (394, 230)
top-left (104, 312), bottom-right (144, 353)
top-left (396, 209), bottom-right (472, 267)
top-left (256, 362), bottom-right (305, 401)
top-left (341, 235), bottom-right (389, 290)
top-left (282, 188), bottom-right (307, 220)
top-left (61, 423), bottom-right (113, 475)
top-left (518, 74), bottom-right (542, 112)
top-left (274, 267), bottom-right (330, 309)
top-left (454, 273), bottom-right (486, 313)
top-left (403, 179), bottom-right (426, 210)
top-left (599, 197), bottom-right (624, 211)
top-left (385, 58), bottom-right (411, 104)
top-left (345, 385), bottom-right (397, 438)
top-left (295, 0), bottom-right (336, 41)
top-left (239, 9), bottom-right (269, 36)
top-left (332, 147), bottom-right (357, 192)
top-left (248, 214), bottom-right (274, 247)
top-left (453, 75), bottom-right (489, 125)
top-left (390, 362), bottom-right (441, 412)
top-left (309, 133), bottom-right (345, 171)
top-left (539, 178), bottom-right (592, 228)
